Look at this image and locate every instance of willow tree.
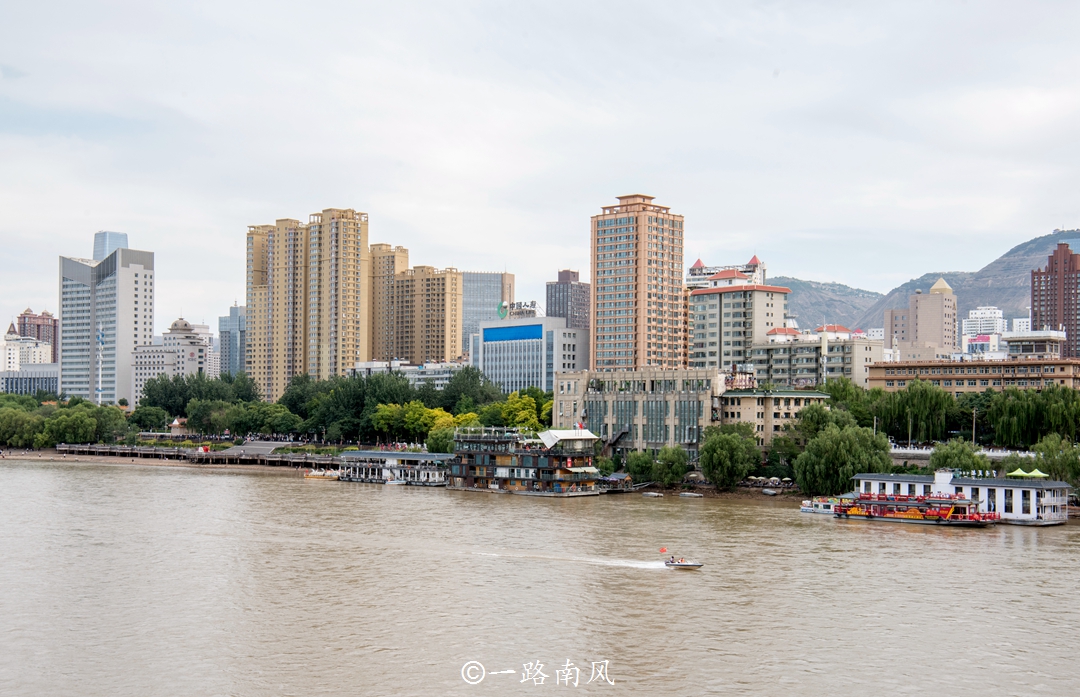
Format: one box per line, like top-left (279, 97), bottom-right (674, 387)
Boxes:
top-left (873, 378), bottom-right (953, 444)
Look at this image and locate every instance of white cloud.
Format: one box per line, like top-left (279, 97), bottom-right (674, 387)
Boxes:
top-left (3, 0), bottom-right (1080, 331)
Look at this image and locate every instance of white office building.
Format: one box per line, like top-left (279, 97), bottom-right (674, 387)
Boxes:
top-left (131, 319), bottom-right (206, 405)
top-left (1013, 317), bottom-right (1031, 333)
top-left (352, 360), bottom-right (468, 390)
top-left (962, 306), bottom-right (1008, 336)
top-left (3, 323), bottom-right (52, 371)
top-left (471, 317), bottom-right (588, 393)
top-left (59, 242), bottom-right (154, 405)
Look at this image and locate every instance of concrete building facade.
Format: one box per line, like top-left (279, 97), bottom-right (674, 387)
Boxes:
top-left (883, 278), bottom-right (958, 360)
top-left (751, 325), bottom-right (884, 389)
top-left (3, 323), bottom-right (52, 371)
top-left (371, 244), bottom-right (410, 361)
top-left (688, 271), bottom-right (790, 373)
top-left (246, 208), bottom-right (372, 401)
top-left (17, 308), bottom-right (59, 363)
top-left (591, 195), bottom-right (685, 370)
top-left (546, 269), bottom-right (590, 331)
top-left (93, 231), bottom-right (129, 261)
top-left (868, 358), bottom-right (1080, 395)
top-left (390, 265), bottom-right (463, 364)
top-left (131, 318), bottom-right (207, 405)
top-left (962, 306), bottom-right (1008, 336)
top-left (0, 363), bottom-right (59, 396)
top-left (472, 316), bottom-right (586, 393)
top-left (59, 244), bottom-right (154, 405)
top-left (717, 389), bottom-right (830, 446)
top-left (1031, 242), bottom-right (1080, 357)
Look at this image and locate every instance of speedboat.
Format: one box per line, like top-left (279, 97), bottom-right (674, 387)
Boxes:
top-left (642, 492), bottom-right (663, 498)
top-left (665, 560), bottom-right (703, 569)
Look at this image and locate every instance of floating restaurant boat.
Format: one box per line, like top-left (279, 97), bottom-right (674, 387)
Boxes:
top-left (851, 470), bottom-right (1070, 526)
top-left (338, 451), bottom-right (453, 486)
top-left (447, 427), bottom-right (601, 497)
top-left (833, 492), bottom-right (1000, 527)
top-left (303, 468), bottom-right (341, 480)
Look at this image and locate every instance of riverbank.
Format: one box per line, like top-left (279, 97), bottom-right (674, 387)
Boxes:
top-left (1, 450), bottom-right (301, 475)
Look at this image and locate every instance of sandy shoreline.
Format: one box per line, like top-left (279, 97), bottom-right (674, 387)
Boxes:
top-left (1, 450), bottom-right (302, 476)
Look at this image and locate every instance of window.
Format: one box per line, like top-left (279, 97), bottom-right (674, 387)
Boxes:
top-left (1021, 489), bottom-right (1031, 515)
top-left (893, 483), bottom-right (901, 494)
top-left (987, 488), bottom-right (996, 512)
top-left (863, 481), bottom-right (871, 493)
top-left (1004, 489), bottom-right (1013, 514)
top-left (923, 485), bottom-right (931, 495)
top-left (878, 482), bottom-right (886, 494)
top-left (907, 484), bottom-right (916, 496)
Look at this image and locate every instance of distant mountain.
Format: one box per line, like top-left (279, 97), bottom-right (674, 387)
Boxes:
top-left (851, 229), bottom-right (1080, 330)
top-left (770, 276), bottom-right (883, 331)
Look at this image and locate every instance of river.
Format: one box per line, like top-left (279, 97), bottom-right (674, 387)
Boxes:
top-left (1, 460), bottom-right (1078, 696)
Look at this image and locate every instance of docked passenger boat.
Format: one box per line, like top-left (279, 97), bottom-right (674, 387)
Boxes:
top-left (833, 493), bottom-right (1000, 527)
top-left (338, 451), bottom-right (452, 486)
top-left (304, 468), bottom-right (341, 480)
top-left (801, 496), bottom-right (843, 514)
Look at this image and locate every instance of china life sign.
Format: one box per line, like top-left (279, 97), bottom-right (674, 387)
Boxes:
top-left (507, 301), bottom-right (538, 319)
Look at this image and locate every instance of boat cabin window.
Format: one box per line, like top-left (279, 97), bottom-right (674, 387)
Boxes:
top-left (908, 484), bottom-right (916, 496)
top-left (923, 485), bottom-right (932, 495)
top-left (893, 483), bottom-right (901, 494)
top-left (1022, 490), bottom-right (1031, 515)
top-left (863, 481), bottom-right (871, 493)
top-left (1004, 489), bottom-right (1013, 513)
top-left (987, 488), bottom-right (996, 511)
top-left (955, 486), bottom-right (963, 495)
top-left (971, 487), bottom-right (979, 503)
top-left (879, 483), bottom-right (886, 494)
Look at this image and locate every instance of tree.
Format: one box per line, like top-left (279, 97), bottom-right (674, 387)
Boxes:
top-left (763, 435), bottom-right (801, 480)
top-left (704, 422), bottom-right (756, 440)
top-left (625, 451), bottom-right (654, 481)
top-left (929, 438), bottom-right (990, 471)
top-left (873, 378), bottom-right (953, 444)
top-left (478, 403), bottom-right (506, 427)
top-left (700, 432), bottom-right (759, 490)
top-left (426, 427), bottom-right (455, 454)
top-left (186, 399), bottom-right (233, 436)
top-left (653, 446), bottom-right (688, 487)
top-left (439, 366), bottom-right (502, 413)
top-left (93, 406), bottom-right (128, 443)
top-left (1031, 433), bottom-right (1080, 484)
top-left (372, 403), bottom-right (404, 441)
top-left (794, 403), bottom-right (855, 445)
top-left (794, 424), bottom-right (891, 495)
top-left (130, 405), bottom-right (169, 431)
top-left (36, 410), bottom-right (97, 447)
top-left (595, 456), bottom-right (616, 476)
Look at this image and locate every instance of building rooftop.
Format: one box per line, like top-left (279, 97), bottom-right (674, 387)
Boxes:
top-left (767, 327), bottom-right (801, 336)
top-left (691, 284), bottom-right (791, 296)
top-left (816, 324), bottom-right (852, 333)
top-left (929, 277), bottom-right (953, 294)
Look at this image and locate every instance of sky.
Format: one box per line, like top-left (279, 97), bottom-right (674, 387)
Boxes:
top-left (4, 0), bottom-right (1080, 334)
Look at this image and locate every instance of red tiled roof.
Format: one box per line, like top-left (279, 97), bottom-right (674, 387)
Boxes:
top-left (690, 258), bottom-right (705, 269)
top-left (707, 269), bottom-right (749, 281)
top-left (815, 324), bottom-right (852, 333)
top-left (690, 284), bottom-right (791, 296)
top-left (747, 254), bottom-right (761, 265)
top-left (767, 327), bottom-right (801, 335)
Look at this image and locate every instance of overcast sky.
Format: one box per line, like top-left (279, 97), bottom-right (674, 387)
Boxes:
top-left (3, 1), bottom-right (1080, 333)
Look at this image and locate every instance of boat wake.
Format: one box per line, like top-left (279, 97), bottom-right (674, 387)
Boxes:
top-left (474, 551), bottom-right (666, 569)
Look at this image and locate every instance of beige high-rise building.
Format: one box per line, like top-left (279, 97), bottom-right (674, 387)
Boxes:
top-left (883, 277), bottom-right (958, 361)
top-left (371, 244), bottom-right (410, 361)
top-left (245, 208), bottom-right (372, 401)
top-left (390, 265), bottom-right (463, 364)
top-left (591, 194), bottom-right (685, 370)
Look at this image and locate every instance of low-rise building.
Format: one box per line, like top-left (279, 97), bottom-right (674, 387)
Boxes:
top-left (131, 319), bottom-right (207, 405)
top-left (0, 362), bottom-right (59, 396)
top-left (551, 367), bottom-right (761, 457)
top-left (868, 359), bottom-right (1080, 394)
top-left (471, 317), bottom-right (588, 393)
top-left (717, 389), bottom-right (830, 445)
top-left (751, 325), bottom-right (883, 388)
top-left (351, 360), bottom-right (467, 390)
top-left (1001, 330), bottom-right (1066, 360)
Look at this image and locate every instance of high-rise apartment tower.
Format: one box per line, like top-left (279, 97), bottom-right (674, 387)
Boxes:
top-left (17, 308), bottom-right (59, 363)
top-left (245, 208), bottom-right (372, 401)
top-left (591, 195), bottom-right (685, 369)
top-left (1032, 242), bottom-right (1080, 357)
top-left (546, 269), bottom-right (590, 331)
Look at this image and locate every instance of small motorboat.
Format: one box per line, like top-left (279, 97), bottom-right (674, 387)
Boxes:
top-left (761, 488), bottom-right (778, 496)
top-left (386, 479), bottom-right (406, 485)
top-left (642, 492), bottom-right (663, 497)
top-left (679, 492), bottom-right (704, 498)
top-left (665, 560), bottom-right (704, 570)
